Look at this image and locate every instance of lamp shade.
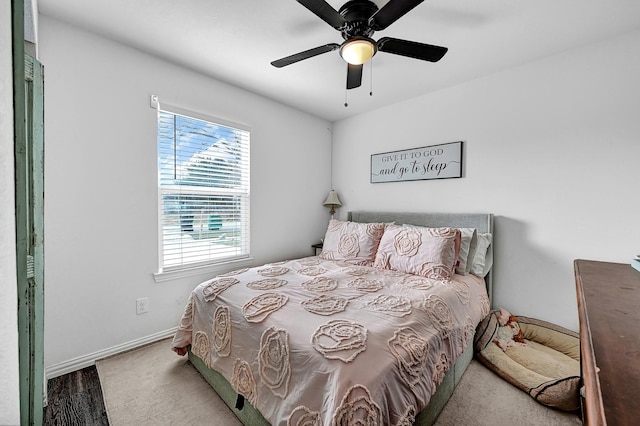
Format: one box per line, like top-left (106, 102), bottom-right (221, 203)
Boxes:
top-left (340, 37), bottom-right (377, 65)
top-left (323, 190), bottom-right (342, 207)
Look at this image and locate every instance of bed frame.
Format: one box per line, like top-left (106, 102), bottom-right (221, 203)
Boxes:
top-left (188, 211), bottom-right (494, 425)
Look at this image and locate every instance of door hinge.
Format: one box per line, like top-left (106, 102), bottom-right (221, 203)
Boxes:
top-left (27, 255), bottom-right (35, 279)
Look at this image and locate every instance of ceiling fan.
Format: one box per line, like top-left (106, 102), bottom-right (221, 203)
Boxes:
top-left (271, 0), bottom-right (448, 90)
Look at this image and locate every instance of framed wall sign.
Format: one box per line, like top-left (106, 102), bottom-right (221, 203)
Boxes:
top-left (370, 141), bottom-right (463, 183)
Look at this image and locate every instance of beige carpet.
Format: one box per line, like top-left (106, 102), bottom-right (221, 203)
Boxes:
top-left (96, 338), bottom-right (581, 425)
top-left (434, 360), bottom-right (581, 426)
top-left (96, 338), bottom-right (239, 425)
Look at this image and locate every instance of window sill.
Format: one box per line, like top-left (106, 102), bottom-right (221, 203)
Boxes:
top-left (153, 257), bottom-right (254, 283)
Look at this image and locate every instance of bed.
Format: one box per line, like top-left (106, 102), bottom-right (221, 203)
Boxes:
top-left (171, 211), bottom-right (494, 425)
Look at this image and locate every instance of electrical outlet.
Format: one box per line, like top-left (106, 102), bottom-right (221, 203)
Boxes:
top-left (136, 297), bottom-right (150, 315)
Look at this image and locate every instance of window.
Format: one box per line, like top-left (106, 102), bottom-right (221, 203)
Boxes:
top-left (156, 103), bottom-right (250, 275)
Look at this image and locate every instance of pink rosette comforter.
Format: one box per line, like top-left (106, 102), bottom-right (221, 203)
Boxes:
top-left (172, 256), bottom-right (489, 426)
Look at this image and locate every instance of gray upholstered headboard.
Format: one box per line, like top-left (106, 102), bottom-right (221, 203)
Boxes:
top-left (348, 211), bottom-right (494, 304)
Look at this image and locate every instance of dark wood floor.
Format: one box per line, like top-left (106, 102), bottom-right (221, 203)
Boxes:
top-left (44, 365), bottom-right (109, 426)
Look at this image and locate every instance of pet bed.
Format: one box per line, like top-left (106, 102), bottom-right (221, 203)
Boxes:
top-left (474, 309), bottom-right (580, 412)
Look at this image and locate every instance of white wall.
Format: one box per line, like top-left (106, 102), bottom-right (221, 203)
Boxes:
top-left (0, 3), bottom-right (21, 424)
top-left (39, 16), bottom-right (332, 369)
top-left (332, 29), bottom-right (640, 331)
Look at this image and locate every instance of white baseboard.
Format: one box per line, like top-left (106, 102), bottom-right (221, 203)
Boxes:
top-left (45, 327), bottom-right (178, 380)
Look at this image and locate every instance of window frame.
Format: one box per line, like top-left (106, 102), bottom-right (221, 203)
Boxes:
top-left (152, 99), bottom-right (252, 282)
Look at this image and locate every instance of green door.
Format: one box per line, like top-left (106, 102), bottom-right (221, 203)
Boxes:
top-left (15, 52), bottom-right (46, 425)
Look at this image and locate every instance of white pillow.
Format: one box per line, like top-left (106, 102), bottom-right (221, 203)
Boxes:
top-left (470, 232), bottom-right (493, 277)
top-left (456, 228), bottom-right (478, 275)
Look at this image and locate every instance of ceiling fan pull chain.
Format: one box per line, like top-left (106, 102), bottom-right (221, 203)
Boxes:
top-left (370, 60), bottom-right (373, 97)
top-left (344, 89), bottom-right (348, 108)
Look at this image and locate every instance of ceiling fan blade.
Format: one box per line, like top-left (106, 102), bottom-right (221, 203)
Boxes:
top-left (370, 0), bottom-right (424, 30)
top-left (377, 37), bottom-right (448, 62)
top-left (271, 43), bottom-right (340, 68)
top-left (297, 0), bottom-right (347, 30)
top-left (346, 63), bottom-right (363, 90)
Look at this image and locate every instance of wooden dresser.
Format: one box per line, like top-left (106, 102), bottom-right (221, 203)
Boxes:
top-left (574, 259), bottom-right (640, 425)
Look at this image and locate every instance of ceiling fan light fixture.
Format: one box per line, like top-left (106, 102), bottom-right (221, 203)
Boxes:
top-left (340, 37), bottom-right (377, 65)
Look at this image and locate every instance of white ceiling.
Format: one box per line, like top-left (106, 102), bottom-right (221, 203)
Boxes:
top-left (38, 0), bottom-right (640, 122)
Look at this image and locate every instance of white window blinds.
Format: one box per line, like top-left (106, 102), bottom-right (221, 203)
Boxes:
top-left (157, 104), bottom-right (250, 272)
